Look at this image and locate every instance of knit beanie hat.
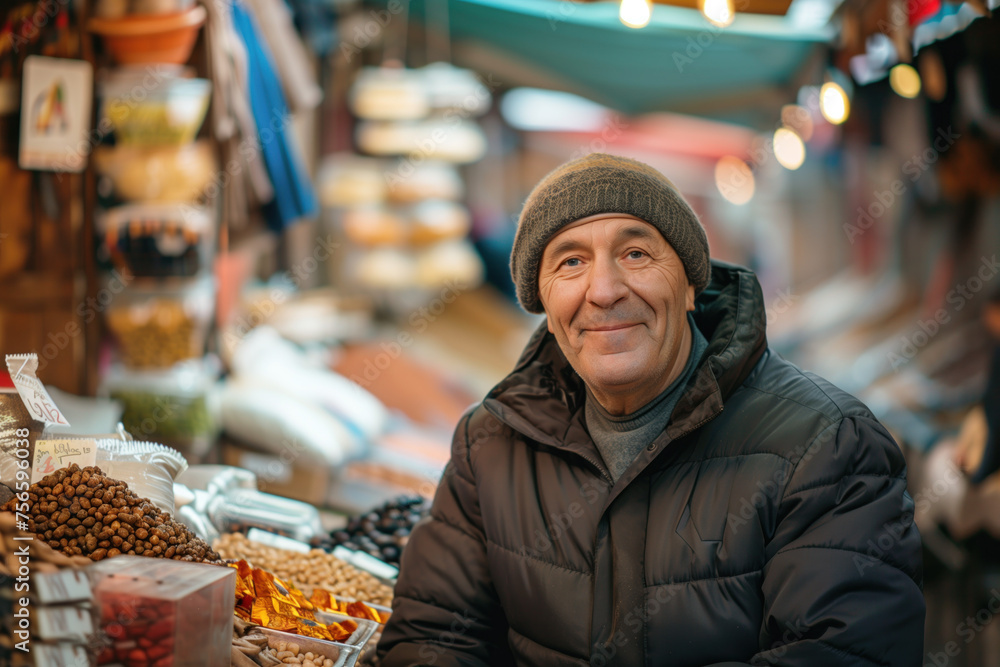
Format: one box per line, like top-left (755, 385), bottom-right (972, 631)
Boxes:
top-left (511, 153), bottom-right (711, 314)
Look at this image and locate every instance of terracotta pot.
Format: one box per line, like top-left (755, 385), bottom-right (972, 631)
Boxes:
top-left (89, 5), bottom-right (206, 65)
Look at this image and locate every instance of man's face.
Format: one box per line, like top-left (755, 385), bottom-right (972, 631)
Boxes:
top-left (538, 214), bottom-right (696, 406)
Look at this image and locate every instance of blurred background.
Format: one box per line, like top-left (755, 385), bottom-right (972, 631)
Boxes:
top-left (1, 0), bottom-right (999, 662)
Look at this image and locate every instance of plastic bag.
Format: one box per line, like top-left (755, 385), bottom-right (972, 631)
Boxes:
top-left (95, 439), bottom-right (189, 515)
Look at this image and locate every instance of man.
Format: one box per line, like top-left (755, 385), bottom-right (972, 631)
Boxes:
top-left (378, 153), bottom-right (924, 666)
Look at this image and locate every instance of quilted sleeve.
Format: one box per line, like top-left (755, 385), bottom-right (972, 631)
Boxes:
top-left (378, 411), bottom-right (512, 667)
top-left (748, 416), bottom-right (925, 666)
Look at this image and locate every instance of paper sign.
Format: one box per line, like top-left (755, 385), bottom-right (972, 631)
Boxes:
top-left (32, 439), bottom-right (96, 484)
top-left (18, 56), bottom-right (93, 172)
top-left (6, 354), bottom-right (71, 427)
top-left (35, 606), bottom-right (93, 641)
top-left (32, 643), bottom-right (89, 667)
top-left (34, 570), bottom-right (92, 605)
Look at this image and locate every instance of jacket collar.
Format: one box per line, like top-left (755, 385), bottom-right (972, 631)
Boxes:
top-left (483, 261), bottom-right (768, 458)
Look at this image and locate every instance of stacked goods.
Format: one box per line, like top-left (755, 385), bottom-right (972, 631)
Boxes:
top-left (315, 496), bottom-right (430, 566)
top-left (308, 589), bottom-right (384, 623)
top-left (0, 464), bottom-right (221, 563)
top-left (0, 512), bottom-right (94, 667)
top-left (214, 533), bottom-right (392, 606)
top-left (104, 276), bottom-right (214, 371)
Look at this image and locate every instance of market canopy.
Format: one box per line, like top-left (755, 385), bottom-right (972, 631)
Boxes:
top-left (402, 0), bottom-right (832, 121)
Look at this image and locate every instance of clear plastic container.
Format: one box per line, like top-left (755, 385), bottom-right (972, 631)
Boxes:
top-left (88, 555), bottom-right (236, 667)
top-left (98, 69), bottom-right (210, 147)
top-left (99, 204), bottom-right (214, 278)
top-left (100, 357), bottom-right (220, 459)
top-left (207, 489), bottom-right (323, 543)
top-left (105, 275), bottom-right (214, 369)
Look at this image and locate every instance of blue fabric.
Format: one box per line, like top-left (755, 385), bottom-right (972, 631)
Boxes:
top-left (231, 0), bottom-right (318, 231)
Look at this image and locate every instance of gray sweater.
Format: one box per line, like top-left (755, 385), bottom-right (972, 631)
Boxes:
top-left (585, 314), bottom-right (708, 482)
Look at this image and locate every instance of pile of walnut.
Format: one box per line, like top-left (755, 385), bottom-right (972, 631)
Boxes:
top-left (0, 464), bottom-right (221, 563)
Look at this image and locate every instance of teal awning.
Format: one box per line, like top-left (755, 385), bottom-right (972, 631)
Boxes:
top-left (402, 0), bottom-right (832, 122)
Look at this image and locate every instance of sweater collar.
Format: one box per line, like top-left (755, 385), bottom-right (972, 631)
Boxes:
top-left (483, 260), bottom-right (768, 454)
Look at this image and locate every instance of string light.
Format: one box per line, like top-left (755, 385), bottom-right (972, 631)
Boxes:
top-left (619, 0), bottom-right (652, 29)
top-left (700, 0), bottom-right (734, 27)
top-left (889, 63), bottom-right (921, 99)
top-left (715, 156), bottom-right (755, 204)
top-left (819, 81), bottom-right (850, 124)
top-left (773, 128), bottom-right (806, 170)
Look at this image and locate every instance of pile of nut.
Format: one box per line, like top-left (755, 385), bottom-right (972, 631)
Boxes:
top-left (0, 464), bottom-right (221, 563)
top-left (214, 533), bottom-right (392, 606)
top-left (264, 640), bottom-right (337, 667)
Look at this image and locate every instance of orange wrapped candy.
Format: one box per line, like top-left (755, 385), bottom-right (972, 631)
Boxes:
top-left (252, 597), bottom-right (316, 621)
top-left (345, 601), bottom-right (381, 622)
top-left (289, 588), bottom-right (316, 612)
top-left (326, 619), bottom-right (359, 642)
top-left (310, 588), bottom-right (338, 611)
top-left (251, 569), bottom-right (296, 607)
top-left (252, 610), bottom-right (301, 633)
top-left (297, 624), bottom-right (336, 641)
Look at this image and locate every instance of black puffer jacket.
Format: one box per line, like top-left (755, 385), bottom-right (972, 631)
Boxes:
top-left (379, 262), bottom-right (924, 666)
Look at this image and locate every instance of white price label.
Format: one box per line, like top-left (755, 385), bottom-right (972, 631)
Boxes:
top-left (32, 643), bottom-right (89, 667)
top-left (34, 569), bottom-right (92, 604)
top-left (35, 607), bottom-right (93, 641)
top-left (31, 439), bottom-right (97, 484)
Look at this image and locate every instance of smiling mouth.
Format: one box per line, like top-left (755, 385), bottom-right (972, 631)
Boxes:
top-left (586, 323), bottom-right (638, 332)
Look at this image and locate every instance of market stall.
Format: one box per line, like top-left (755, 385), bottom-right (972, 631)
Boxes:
top-left (2, 0), bottom-right (1000, 664)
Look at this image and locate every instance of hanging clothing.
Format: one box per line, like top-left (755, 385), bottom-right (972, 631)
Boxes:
top-left (231, 0), bottom-right (318, 231)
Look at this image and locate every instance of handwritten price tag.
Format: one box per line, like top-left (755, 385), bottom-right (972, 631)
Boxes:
top-left (13, 373), bottom-right (70, 426)
top-left (6, 353), bottom-right (70, 427)
top-left (31, 438), bottom-right (96, 484)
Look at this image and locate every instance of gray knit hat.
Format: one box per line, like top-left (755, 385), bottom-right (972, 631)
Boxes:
top-left (511, 153), bottom-right (711, 314)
